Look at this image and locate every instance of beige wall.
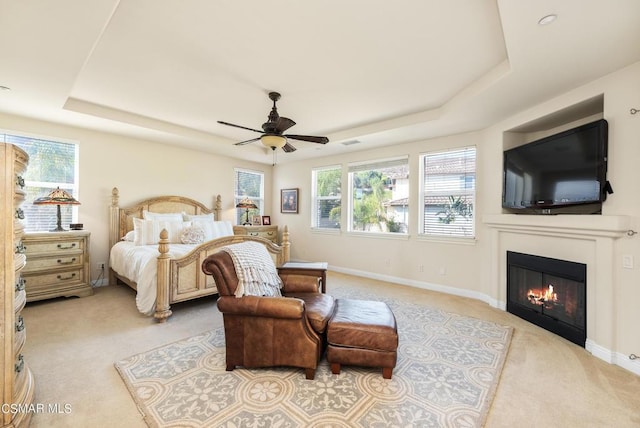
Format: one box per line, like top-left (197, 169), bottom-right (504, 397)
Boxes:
top-left (0, 113), bottom-right (273, 281)
top-left (273, 60), bottom-right (640, 372)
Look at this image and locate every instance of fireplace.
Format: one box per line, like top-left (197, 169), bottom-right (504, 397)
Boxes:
top-left (507, 251), bottom-right (586, 347)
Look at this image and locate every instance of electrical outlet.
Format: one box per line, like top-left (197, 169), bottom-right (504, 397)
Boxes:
top-left (96, 262), bottom-right (106, 271)
top-left (622, 255), bottom-right (634, 269)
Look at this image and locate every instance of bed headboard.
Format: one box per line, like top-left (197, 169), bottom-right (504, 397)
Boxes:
top-left (109, 187), bottom-right (222, 248)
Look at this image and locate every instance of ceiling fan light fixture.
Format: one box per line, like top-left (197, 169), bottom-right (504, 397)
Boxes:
top-left (261, 135), bottom-right (286, 149)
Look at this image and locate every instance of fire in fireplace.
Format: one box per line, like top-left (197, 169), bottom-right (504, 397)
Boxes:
top-left (507, 251), bottom-right (586, 347)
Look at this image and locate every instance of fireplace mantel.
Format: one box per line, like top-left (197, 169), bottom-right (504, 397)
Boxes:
top-left (483, 213), bottom-right (631, 369)
top-left (483, 214), bottom-right (631, 239)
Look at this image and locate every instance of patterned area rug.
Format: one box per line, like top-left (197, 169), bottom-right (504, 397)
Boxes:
top-left (115, 293), bottom-right (512, 427)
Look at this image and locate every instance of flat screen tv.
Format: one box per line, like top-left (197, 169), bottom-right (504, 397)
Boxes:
top-left (502, 119), bottom-right (610, 214)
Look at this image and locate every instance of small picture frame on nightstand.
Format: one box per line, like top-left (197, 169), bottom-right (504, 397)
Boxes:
top-left (262, 215), bottom-right (271, 225)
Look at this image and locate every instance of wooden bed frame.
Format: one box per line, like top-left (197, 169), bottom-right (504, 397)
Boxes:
top-left (108, 187), bottom-right (290, 322)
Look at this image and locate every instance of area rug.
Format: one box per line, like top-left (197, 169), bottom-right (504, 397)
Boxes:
top-left (115, 293), bottom-right (512, 427)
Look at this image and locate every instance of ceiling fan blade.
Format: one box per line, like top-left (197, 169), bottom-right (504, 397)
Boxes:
top-left (218, 121), bottom-right (263, 134)
top-left (234, 137), bottom-right (261, 146)
top-left (284, 134), bottom-right (329, 144)
top-left (282, 142), bottom-right (297, 153)
top-left (275, 117), bottom-right (296, 133)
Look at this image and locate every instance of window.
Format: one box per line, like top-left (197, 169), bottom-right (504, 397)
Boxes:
top-left (234, 168), bottom-right (264, 225)
top-left (420, 147), bottom-right (476, 238)
top-left (348, 156), bottom-right (409, 234)
top-left (2, 132), bottom-right (79, 231)
top-left (312, 165), bottom-right (341, 229)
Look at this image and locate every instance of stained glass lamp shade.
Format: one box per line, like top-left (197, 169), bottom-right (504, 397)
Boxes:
top-left (33, 187), bottom-right (80, 232)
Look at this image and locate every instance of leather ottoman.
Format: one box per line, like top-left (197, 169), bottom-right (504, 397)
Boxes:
top-left (327, 298), bottom-right (398, 379)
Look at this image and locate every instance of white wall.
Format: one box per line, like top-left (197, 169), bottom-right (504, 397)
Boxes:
top-left (0, 113), bottom-right (274, 281)
top-left (273, 132), bottom-right (488, 300)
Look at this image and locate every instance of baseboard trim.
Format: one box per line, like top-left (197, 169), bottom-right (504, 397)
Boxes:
top-left (586, 339), bottom-right (640, 376)
top-left (328, 264), bottom-right (638, 376)
top-left (329, 265), bottom-right (502, 308)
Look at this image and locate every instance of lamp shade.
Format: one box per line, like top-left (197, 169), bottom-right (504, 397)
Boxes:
top-left (33, 187), bottom-right (80, 232)
top-left (33, 187), bottom-right (81, 206)
top-left (235, 197), bottom-right (258, 209)
top-left (261, 135), bottom-right (287, 149)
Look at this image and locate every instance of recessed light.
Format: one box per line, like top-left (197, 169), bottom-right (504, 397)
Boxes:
top-left (538, 14), bottom-right (557, 25)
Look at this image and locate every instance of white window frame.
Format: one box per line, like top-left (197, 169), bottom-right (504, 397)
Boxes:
top-left (419, 146), bottom-right (476, 239)
top-left (311, 165), bottom-right (342, 230)
top-left (347, 156), bottom-right (409, 235)
top-left (233, 167), bottom-right (264, 225)
top-left (2, 130), bottom-right (80, 232)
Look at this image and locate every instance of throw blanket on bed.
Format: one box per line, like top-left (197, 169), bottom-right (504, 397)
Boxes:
top-left (222, 241), bottom-right (283, 298)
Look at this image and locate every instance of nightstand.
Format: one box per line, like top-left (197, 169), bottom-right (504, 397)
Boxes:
top-left (21, 230), bottom-right (93, 302)
top-left (233, 225), bottom-right (278, 244)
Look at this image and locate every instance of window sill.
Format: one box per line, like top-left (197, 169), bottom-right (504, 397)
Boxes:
top-left (310, 227), bottom-right (341, 235)
top-left (346, 231), bottom-right (409, 241)
top-left (415, 234), bottom-right (477, 245)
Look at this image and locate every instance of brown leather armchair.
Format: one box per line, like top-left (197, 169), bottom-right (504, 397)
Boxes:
top-left (201, 251), bottom-right (335, 380)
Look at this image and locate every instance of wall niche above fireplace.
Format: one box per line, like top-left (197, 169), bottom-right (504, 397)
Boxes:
top-left (507, 251), bottom-right (586, 347)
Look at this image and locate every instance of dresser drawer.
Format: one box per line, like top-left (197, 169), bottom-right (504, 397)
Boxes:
top-left (233, 225), bottom-right (278, 244)
top-left (14, 289), bottom-right (26, 314)
top-left (253, 230), bottom-right (277, 241)
top-left (23, 267), bottom-right (85, 290)
top-left (23, 237), bottom-right (85, 254)
top-left (14, 315), bottom-right (26, 354)
top-left (23, 253), bottom-right (84, 272)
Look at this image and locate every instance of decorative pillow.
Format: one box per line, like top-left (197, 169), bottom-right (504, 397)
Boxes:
top-left (183, 215), bottom-right (233, 241)
top-left (142, 210), bottom-right (183, 222)
top-left (122, 230), bottom-right (136, 242)
top-left (180, 225), bottom-right (206, 244)
top-left (133, 218), bottom-right (191, 246)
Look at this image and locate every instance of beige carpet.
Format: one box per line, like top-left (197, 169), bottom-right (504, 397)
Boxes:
top-left (20, 272), bottom-right (640, 427)
top-left (115, 291), bottom-right (512, 427)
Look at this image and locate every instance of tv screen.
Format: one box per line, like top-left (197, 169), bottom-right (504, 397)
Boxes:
top-left (502, 119), bottom-right (609, 212)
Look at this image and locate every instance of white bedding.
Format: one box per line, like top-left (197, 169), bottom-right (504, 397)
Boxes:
top-left (110, 242), bottom-right (197, 315)
top-left (111, 219), bottom-right (234, 316)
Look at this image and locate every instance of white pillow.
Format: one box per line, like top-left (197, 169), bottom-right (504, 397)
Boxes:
top-left (143, 210), bottom-right (183, 222)
top-left (183, 214), bottom-right (233, 241)
top-left (122, 230), bottom-right (135, 241)
top-left (182, 212), bottom-right (214, 222)
top-left (180, 225), bottom-right (206, 244)
top-left (133, 218), bottom-right (191, 246)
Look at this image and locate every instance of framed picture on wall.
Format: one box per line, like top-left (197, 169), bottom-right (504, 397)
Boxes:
top-left (262, 215), bottom-right (271, 225)
top-left (281, 188), bottom-right (299, 213)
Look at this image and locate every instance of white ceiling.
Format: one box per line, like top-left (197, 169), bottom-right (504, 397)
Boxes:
top-left (1, 0), bottom-right (639, 164)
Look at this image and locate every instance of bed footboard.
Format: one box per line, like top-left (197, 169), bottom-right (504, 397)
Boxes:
top-left (154, 227), bottom-right (291, 322)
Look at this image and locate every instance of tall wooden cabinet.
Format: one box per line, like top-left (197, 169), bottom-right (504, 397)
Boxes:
top-left (1, 143), bottom-right (35, 427)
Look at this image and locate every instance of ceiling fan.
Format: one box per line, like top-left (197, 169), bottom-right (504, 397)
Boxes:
top-left (218, 91), bottom-right (329, 153)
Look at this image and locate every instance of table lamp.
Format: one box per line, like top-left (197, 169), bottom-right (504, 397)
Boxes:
top-left (33, 187), bottom-right (81, 232)
top-left (235, 197), bottom-right (258, 226)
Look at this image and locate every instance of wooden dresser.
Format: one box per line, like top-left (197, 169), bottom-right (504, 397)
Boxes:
top-left (22, 230), bottom-right (93, 302)
top-left (1, 143), bottom-right (35, 427)
top-left (233, 225), bottom-right (278, 244)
